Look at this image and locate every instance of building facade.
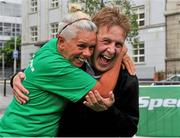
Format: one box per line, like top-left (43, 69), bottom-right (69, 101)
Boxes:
top-left (130, 0), bottom-right (166, 80)
top-left (21, 0), bottom-right (68, 68)
top-left (0, 0), bottom-right (22, 78)
top-left (165, 0), bottom-right (180, 75)
top-left (21, 0), bottom-right (168, 81)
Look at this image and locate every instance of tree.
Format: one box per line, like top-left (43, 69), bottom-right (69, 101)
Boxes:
top-left (70, 0), bottom-right (138, 42)
top-left (113, 0), bottom-right (138, 41)
top-left (0, 36), bottom-right (21, 68)
top-left (83, 0), bottom-right (101, 17)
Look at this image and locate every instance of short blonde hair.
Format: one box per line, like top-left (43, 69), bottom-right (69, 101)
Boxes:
top-left (69, 3), bottom-right (82, 13)
top-left (92, 6), bottom-right (131, 38)
top-left (58, 11), bottom-right (97, 41)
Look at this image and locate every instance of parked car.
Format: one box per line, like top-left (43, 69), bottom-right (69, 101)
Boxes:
top-left (152, 74), bottom-right (180, 85)
top-left (163, 74), bottom-right (180, 81)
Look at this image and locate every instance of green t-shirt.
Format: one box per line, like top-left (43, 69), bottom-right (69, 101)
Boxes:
top-left (0, 38), bottom-right (96, 137)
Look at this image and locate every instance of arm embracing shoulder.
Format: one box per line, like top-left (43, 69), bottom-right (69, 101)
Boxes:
top-left (92, 47), bottom-right (127, 98)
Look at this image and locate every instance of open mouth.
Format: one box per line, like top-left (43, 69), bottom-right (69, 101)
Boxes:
top-left (99, 54), bottom-right (114, 65)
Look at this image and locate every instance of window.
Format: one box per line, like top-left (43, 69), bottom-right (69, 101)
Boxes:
top-left (0, 22), bottom-right (2, 35)
top-left (4, 23), bottom-right (11, 36)
top-left (50, 23), bottom-right (58, 38)
top-left (0, 22), bottom-right (21, 36)
top-left (12, 23), bottom-right (21, 37)
top-left (30, 26), bottom-right (38, 42)
top-left (132, 42), bottom-right (145, 63)
top-left (30, 0), bottom-right (38, 13)
top-left (51, 0), bottom-right (59, 8)
top-left (134, 6), bottom-right (145, 27)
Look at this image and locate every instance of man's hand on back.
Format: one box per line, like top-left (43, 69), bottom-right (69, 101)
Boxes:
top-left (123, 54), bottom-right (136, 76)
top-left (12, 72), bottom-right (29, 104)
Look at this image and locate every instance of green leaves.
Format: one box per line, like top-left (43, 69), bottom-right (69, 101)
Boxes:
top-left (0, 36), bottom-right (21, 67)
top-left (70, 0), bottom-right (138, 43)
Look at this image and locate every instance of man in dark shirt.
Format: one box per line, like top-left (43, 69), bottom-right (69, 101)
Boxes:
top-left (11, 7), bottom-right (139, 137)
top-left (58, 66), bottom-right (138, 137)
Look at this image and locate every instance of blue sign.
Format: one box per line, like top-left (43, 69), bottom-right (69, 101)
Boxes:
top-left (13, 50), bottom-right (18, 59)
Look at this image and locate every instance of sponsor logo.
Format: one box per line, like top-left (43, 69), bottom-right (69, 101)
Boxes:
top-left (139, 97), bottom-right (180, 110)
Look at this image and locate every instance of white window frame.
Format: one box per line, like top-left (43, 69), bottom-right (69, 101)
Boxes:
top-left (30, 26), bottom-right (38, 42)
top-left (50, 22), bottom-right (58, 38)
top-left (134, 6), bottom-right (145, 27)
top-left (133, 42), bottom-right (145, 64)
top-left (30, 0), bottom-right (38, 13)
top-left (50, 0), bottom-right (59, 9)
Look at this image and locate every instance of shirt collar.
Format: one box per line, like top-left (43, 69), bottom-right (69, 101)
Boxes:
top-left (85, 60), bottom-right (102, 79)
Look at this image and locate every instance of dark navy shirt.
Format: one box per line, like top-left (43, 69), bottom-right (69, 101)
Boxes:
top-left (58, 65), bottom-right (139, 137)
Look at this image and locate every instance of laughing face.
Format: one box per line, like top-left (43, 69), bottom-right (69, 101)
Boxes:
top-left (58, 30), bottom-right (96, 67)
top-left (91, 25), bottom-right (126, 72)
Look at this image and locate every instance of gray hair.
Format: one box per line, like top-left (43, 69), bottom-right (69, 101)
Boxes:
top-left (58, 11), bottom-right (97, 41)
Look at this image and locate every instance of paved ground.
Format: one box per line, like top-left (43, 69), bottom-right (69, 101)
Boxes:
top-left (0, 80), bottom-right (13, 119)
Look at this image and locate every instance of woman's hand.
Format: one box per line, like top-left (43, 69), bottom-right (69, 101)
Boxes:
top-left (83, 90), bottom-right (115, 112)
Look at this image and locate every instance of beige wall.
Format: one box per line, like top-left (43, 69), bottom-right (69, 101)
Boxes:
top-left (165, 0), bottom-right (180, 74)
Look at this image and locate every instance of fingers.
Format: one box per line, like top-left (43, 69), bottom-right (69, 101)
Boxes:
top-left (13, 87), bottom-right (29, 101)
top-left (121, 46), bottom-right (128, 56)
top-left (88, 91), bottom-right (98, 104)
top-left (94, 90), bottom-right (105, 105)
top-left (12, 72), bottom-right (29, 104)
top-left (83, 91), bottom-right (108, 111)
top-left (83, 101), bottom-right (91, 109)
top-left (88, 90), bottom-right (106, 106)
top-left (18, 72), bottom-right (26, 79)
top-left (85, 92), bottom-right (93, 106)
top-left (14, 83), bottom-right (29, 95)
top-left (13, 83), bottom-right (29, 103)
top-left (12, 89), bottom-right (27, 104)
top-left (108, 91), bottom-right (115, 103)
top-left (123, 54), bottom-right (136, 76)
top-left (13, 72), bottom-right (29, 94)
top-left (118, 46), bottom-right (128, 60)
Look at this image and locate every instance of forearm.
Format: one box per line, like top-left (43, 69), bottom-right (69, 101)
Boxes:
top-left (93, 57), bottom-right (123, 97)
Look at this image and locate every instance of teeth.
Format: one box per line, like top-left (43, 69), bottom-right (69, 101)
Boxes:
top-left (79, 57), bottom-right (86, 62)
top-left (103, 55), bottom-right (112, 60)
